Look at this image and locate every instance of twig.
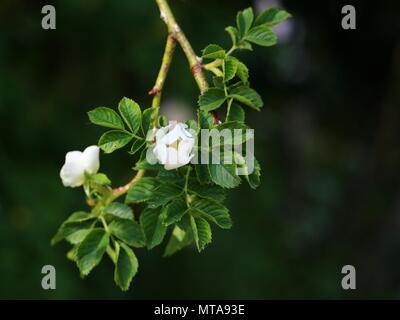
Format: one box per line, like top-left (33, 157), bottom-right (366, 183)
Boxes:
top-left (109, 0), bottom-right (219, 201)
top-left (110, 169), bottom-right (145, 201)
top-left (148, 33), bottom-right (176, 109)
top-left (155, 0), bottom-right (208, 94)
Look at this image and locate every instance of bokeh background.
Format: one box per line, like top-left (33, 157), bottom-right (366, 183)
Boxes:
top-left (0, 0), bottom-right (399, 299)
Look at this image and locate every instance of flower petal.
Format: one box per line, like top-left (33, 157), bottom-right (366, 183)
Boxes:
top-left (164, 147), bottom-right (181, 170)
top-left (178, 139), bottom-right (195, 165)
top-left (65, 151), bottom-right (83, 163)
top-left (161, 124), bottom-right (185, 145)
top-left (83, 145), bottom-right (100, 174)
top-left (178, 123), bottom-right (194, 140)
top-left (153, 143), bottom-right (168, 164)
top-left (155, 126), bottom-right (168, 143)
top-left (60, 161), bottom-right (85, 187)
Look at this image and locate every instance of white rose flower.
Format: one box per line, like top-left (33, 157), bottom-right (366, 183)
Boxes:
top-left (152, 122), bottom-right (195, 170)
top-left (60, 145), bottom-right (100, 187)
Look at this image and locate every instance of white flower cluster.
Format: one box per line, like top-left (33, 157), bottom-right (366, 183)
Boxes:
top-left (59, 122), bottom-right (195, 187)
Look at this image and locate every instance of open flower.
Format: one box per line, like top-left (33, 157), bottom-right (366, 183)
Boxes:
top-left (60, 146), bottom-right (100, 187)
top-left (152, 122), bottom-right (195, 170)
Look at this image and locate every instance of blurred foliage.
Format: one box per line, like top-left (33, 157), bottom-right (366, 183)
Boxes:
top-left (0, 0), bottom-right (400, 298)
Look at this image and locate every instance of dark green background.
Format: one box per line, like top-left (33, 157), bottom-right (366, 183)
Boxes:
top-left (0, 0), bottom-right (399, 299)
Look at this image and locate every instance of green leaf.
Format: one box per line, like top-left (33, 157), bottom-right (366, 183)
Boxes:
top-left (191, 199), bottom-right (232, 229)
top-left (198, 110), bottom-right (214, 129)
top-left (225, 26), bottom-right (239, 46)
top-left (208, 120), bottom-right (250, 147)
top-left (244, 25), bottom-right (277, 47)
top-left (215, 120), bottom-right (248, 130)
top-left (208, 163), bottom-right (241, 189)
top-left (163, 198), bottom-right (188, 226)
top-left (142, 106), bottom-right (158, 135)
top-left (158, 115), bottom-right (168, 127)
top-left (104, 202), bottom-right (133, 220)
top-left (190, 216), bottom-right (212, 252)
top-left (245, 158), bottom-right (261, 189)
top-left (66, 245), bottom-right (79, 261)
top-left (164, 225), bottom-right (193, 257)
top-left (236, 40), bottom-right (253, 51)
top-left (237, 7), bottom-right (254, 37)
top-left (114, 242), bottom-right (138, 291)
top-left (51, 212), bottom-right (95, 245)
top-left (58, 221), bottom-right (94, 245)
top-left (88, 107), bottom-right (124, 130)
top-left (148, 182), bottom-right (183, 208)
top-left (76, 228), bottom-right (109, 276)
top-left (202, 44), bottom-right (226, 59)
top-left (66, 211), bottom-right (95, 223)
top-left (90, 173), bottom-right (111, 186)
top-left (134, 149), bottom-right (163, 171)
top-left (98, 130), bottom-right (133, 153)
top-left (212, 127), bottom-right (253, 148)
top-left (195, 164), bottom-right (212, 184)
top-left (236, 60), bottom-right (249, 85)
top-left (198, 88), bottom-right (226, 112)
top-left (118, 97), bottom-right (142, 134)
top-left (185, 119), bottom-right (198, 133)
top-left (254, 7), bottom-right (291, 27)
top-left (140, 207), bottom-right (167, 249)
top-left (109, 218), bottom-right (145, 248)
top-left (213, 76), bottom-right (224, 89)
top-left (129, 138), bottom-right (146, 155)
top-left (227, 103), bottom-right (245, 122)
top-left (157, 169), bottom-right (182, 182)
top-left (229, 86), bottom-right (263, 111)
top-left (187, 182), bottom-right (226, 203)
top-left (125, 177), bottom-right (159, 204)
top-left (223, 56), bottom-right (238, 82)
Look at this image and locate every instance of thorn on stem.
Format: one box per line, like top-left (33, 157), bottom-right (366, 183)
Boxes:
top-left (148, 87), bottom-right (160, 96)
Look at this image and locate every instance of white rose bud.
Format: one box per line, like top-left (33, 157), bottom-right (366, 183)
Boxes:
top-left (152, 122), bottom-right (195, 170)
top-left (60, 145), bottom-right (100, 187)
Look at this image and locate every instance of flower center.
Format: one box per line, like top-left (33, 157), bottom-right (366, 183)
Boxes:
top-left (167, 138), bottom-right (181, 150)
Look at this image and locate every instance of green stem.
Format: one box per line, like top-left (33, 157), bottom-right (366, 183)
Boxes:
top-left (109, 0), bottom-right (217, 202)
top-left (203, 59), bottom-right (223, 70)
top-left (226, 45), bottom-right (237, 56)
top-left (155, 0), bottom-right (209, 94)
top-left (110, 169), bottom-right (145, 202)
top-left (184, 166), bottom-right (191, 193)
top-left (100, 216), bottom-right (109, 233)
top-left (149, 33), bottom-right (176, 111)
top-left (226, 98), bottom-right (233, 122)
top-left (184, 166), bottom-right (192, 205)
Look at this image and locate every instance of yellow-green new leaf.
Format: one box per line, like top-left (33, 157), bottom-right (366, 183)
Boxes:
top-left (202, 44), bottom-right (226, 59)
top-left (244, 26), bottom-right (277, 47)
top-left (237, 7), bottom-right (254, 37)
top-left (254, 7), bottom-right (291, 27)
